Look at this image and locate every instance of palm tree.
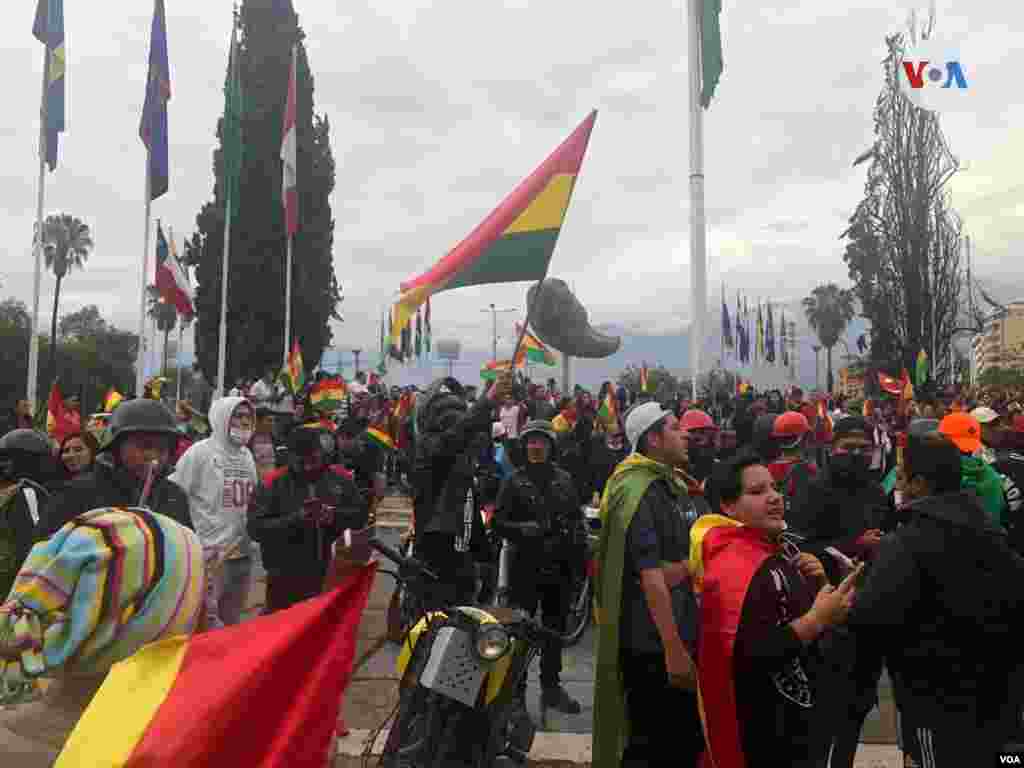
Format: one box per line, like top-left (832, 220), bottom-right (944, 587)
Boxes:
top-left (147, 285), bottom-right (180, 376)
top-left (38, 214), bottom-right (94, 378)
top-left (802, 283), bottom-right (856, 394)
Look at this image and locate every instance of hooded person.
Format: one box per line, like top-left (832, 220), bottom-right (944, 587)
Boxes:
top-left (0, 506), bottom-right (205, 765)
top-left (39, 399), bottom-right (191, 539)
top-left (170, 396), bottom-right (259, 629)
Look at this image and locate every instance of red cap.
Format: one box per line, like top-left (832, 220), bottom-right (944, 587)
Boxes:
top-left (772, 411), bottom-right (810, 438)
top-left (939, 412), bottom-right (982, 453)
top-left (680, 409), bottom-right (715, 432)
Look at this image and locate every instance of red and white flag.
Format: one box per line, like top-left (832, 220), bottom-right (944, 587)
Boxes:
top-left (281, 44), bottom-right (298, 236)
top-left (155, 223), bottom-right (194, 318)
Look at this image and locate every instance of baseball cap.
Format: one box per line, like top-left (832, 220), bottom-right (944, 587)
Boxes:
top-left (772, 411), bottom-right (810, 438)
top-left (969, 406), bottom-right (999, 425)
top-left (938, 412), bottom-right (982, 454)
top-left (680, 409), bottom-right (715, 432)
top-left (625, 401), bottom-right (671, 452)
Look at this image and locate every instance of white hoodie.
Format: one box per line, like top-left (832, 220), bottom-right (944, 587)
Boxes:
top-left (171, 396), bottom-right (258, 558)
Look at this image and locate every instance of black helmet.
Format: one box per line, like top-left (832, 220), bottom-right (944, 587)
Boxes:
top-left (521, 419), bottom-right (557, 445)
top-left (416, 377), bottom-right (467, 435)
top-left (104, 398), bottom-right (178, 451)
top-left (287, 423), bottom-right (326, 456)
top-left (0, 428), bottom-right (52, 457)
top-left (0, 428), bottom-right (58, 484)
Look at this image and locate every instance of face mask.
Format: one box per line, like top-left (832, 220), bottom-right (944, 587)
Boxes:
top-left (229, 426), bottom-right (253, 446)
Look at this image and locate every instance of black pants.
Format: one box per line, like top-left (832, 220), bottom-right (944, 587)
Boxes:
top-left (824, 710), bottom-right (871, 768)
top-left (907, 723), bottom-right (1013, 768)
top-left (620, 649), bottom-right (703, 768)
top-left (510, 576), bottom-right (569, 689)
top-left (416, 532), bottom-right (477, 612)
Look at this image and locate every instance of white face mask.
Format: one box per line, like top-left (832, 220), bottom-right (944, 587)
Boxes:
top-left (229, 426), bottom-right (253, 446)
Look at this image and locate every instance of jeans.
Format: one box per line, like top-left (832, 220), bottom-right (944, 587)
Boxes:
top-left (205, 554), bottom-right (253, 628)
top-left (620, 649), bottom-right (703, 768)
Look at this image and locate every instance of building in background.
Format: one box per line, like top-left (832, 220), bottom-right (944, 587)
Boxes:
top-left (971, 300), bottom-right (1024, 381)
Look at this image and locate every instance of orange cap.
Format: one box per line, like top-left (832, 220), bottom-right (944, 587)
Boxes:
top-left (938, 412), bottom-right (982, 453)
top-left (772, 411), bottom-right (810, 438)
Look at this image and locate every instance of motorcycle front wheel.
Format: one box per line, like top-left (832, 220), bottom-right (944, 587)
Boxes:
top-left (561, 574), bottom-right (591, 647)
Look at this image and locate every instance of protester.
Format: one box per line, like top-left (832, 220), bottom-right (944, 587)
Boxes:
top-left (938, 412), bottom-right (1007, 526)
top-left (57, 432), bottom-right (98, 481)
top-left (248, 425), bottom-right (368, 612)
top-left (494, 419), bottom-right (583, 715)
top-left (249, 405), bottom-right (278, 476)
top-left (691, 450), bottom-right (860, 768)
top-left (170, 397), bottom-right (259, 629)
top-left (590, 425), bottom-right (629, 501)
top-left (851, 432), bottom-right (1024, 765)
top-left (39, 399), bottom-right (191, 537)
top-left (0, 430), bottom-right (59, 600)
top-left (593, 402), bottom-right (703, 768)
top-left (411, 374), bottom-right (509, 610)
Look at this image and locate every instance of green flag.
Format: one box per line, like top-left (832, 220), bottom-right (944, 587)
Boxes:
top-left (700, 0), bottom-right (724, 108)
top-left (916, 349), bottom-right (929, 388)
top-left (222, 20), bottom-right (243, 219)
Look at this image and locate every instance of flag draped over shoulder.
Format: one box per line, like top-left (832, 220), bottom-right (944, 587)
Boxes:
top-left (55, 564), bottom-right (377, 768)
top-left (698, 0), bottom-right (724, 108)
top-left (390, 111), bottom-right (598, 342)
top-left (33, 0), bottom-right (65, 171)
top-left (140, 0), bottom-right (171, 200)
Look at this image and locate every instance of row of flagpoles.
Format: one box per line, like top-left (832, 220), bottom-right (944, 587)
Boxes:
top-left (29, 1), bottom-right (301, 406)
top-left (720, 289), bottom-right (794, 369)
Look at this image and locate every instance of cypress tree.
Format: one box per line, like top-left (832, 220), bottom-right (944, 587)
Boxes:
top-left (186, 0), bottom-right (340, 387)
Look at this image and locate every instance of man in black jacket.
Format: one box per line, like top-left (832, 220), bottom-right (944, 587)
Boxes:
top-left (39, 399), bottom-right (191, 538)
top-left (851, 431), bottom-right (1024, 766)
top-left (248, 425), bottom-right (368, 612)
top-left (494, 419), bottom-right (583, 715)
top-left (412, 374), bottom-right (510, 610)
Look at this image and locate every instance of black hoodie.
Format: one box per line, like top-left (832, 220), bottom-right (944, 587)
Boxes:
top-left (850, 491), bottom-right (1024, 733)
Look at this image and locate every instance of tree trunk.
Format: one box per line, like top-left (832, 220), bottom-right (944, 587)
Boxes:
top-left (49, 274), bottom-right (63, 385)
top-left (826, 345), bottom-right (834, 395)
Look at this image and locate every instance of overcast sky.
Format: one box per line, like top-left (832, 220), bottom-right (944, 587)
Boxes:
top-left (1, 1), bottom-right (1019, 369)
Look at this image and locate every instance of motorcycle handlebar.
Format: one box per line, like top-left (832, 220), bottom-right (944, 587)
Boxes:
top-left (367, 538), bottom-right (439, 583)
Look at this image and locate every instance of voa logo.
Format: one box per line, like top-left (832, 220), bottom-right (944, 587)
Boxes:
top-left (999, 755), bottom-right (1022, 765)
top-left (897, 39), bottom-right (972, 113)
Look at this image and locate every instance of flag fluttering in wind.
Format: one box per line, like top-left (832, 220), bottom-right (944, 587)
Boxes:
top-left (46, 381), bottom-right (78, 442)
top-left (915, 349), bottom-right (929, 388)
top-left (698, 0), bottom-right (724, 108)
top-left (309, 377), bottom-right (347, 413)
top-left (280, 339), bottom-right (304, 394)
top-left (481, 359), bottom-right (514, 382)
top-left (33, 0), bottom-right (65, 171)
top-left (54, 564), bottom-right (376, 768)
top-left (514, 323), bottom-right (557, 366)
top-left (155, 223), bottom-right (194, 317)
top-left (721, 293), bottom-right (733, 352)
top-left (140, 0), bottom-right (171, 200)
top-left (597, 383), bottom-right (620, 430)
top-left (222, 18), bottom-right (243, 218)
top-left (102, 388), bottom-right (124, 413)
top-left (639, 363), bottom-right (650, 393)
top-left (765, 302), bottom-right (776, 364)
top-left (390, 111), bottom-right (598, 346)
top-left (281, 43), bottom-right (298, 236)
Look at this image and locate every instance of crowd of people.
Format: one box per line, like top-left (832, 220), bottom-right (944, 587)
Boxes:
top-left (1, 368), bottom-right (1024, 766)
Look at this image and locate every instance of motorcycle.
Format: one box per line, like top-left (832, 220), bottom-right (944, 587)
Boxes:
top-left (369, 535), bottom-right (562, 767)
top-left (560, 505), bottom-right (601, 646)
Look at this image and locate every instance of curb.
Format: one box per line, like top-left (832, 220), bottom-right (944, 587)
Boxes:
top-left (334, 730), bottom-right (904, 768)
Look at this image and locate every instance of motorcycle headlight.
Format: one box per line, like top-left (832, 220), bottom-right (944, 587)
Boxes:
top-left (475, 624), bottom-right (511, 661)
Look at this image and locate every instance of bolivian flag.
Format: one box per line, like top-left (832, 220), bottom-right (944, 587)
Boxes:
top-left (309, 376), bottom-right (347, 412)
top-left (391, 111), bottom-right (597, 343)
top-left (103, 388), bottom-right (125, 413)
top-left (366, 426), bottom-right (395, 451)
top-left (55, 563), bottom-right (377, 767)
top-left (280, 339), bottom-right (305, 394)
top-left (481, 359), bottom-right (514, 381)
top-left (515, 323), bottom-right (557, 366)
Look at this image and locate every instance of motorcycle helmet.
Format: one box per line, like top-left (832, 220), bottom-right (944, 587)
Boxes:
top-left (416, 377), bottom-right (467, 436)
top-left (520, 419), bottom-right (557, 447)
top-left (0, 428), bottom-right (54, 483)
top-left (103, 398), bottom-right (179, 452)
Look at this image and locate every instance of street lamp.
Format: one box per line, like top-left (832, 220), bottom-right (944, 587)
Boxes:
top-left (480, 303), bottom-right (516, 362)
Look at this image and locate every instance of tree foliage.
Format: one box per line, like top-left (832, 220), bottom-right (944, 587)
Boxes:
top-left (188, 0), bottom-right (340, 389)
top-left (37, 213), bottom-right (94, 380)
top-left (842, 23), bottom-right (967, 387)
top-left (803, 283), bottom-right (856, 394)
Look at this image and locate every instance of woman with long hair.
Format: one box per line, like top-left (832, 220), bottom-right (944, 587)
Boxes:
top-left (58, 432), bottom-right (99, 480)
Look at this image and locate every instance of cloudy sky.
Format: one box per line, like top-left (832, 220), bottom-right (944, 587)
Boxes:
top-left (1, 0), bottom-right (1020, 372)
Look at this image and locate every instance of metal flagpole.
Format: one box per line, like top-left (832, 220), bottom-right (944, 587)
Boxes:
top-left (216, 195), bottom-right (232, 400)
top-left (175, 315), bottom-right (184, 403)
top-left (27, 44), bottom-right (49, 412)
top-left (283, 235), bottom-right (292, 368)
top-left (687, 0), bottom-right (707, 404)
top-left (137, 158), bottom-right (153, 398)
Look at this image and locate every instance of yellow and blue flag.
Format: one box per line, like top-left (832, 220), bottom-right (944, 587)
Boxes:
top-left (33, 0), bottom-right (65, 171)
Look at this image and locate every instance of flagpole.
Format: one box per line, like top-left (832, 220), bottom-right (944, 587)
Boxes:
top-left (176, 314), bottom-right (184, 403)
top-left (27, 44), bottom-right (49, 412)
top-left (137, 156), bottom-right (153, 398)
top-left (687, 0), bottom-right (707, 404)
top-left (216, 193), bottom-right (232, 400)
top-left (284, 234), bottom-right (293, 369)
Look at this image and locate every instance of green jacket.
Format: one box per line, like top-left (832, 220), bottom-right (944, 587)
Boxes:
top-left (960, 455), bottom-right (1007, 527)
top-left (593, 454), bottom-right (689, 768)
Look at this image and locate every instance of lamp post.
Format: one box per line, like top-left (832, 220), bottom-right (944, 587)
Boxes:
top-left (481, 303), bottom-right (516, 362)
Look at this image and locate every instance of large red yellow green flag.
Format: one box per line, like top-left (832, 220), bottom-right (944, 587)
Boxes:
top-left (391, 111), bottom-right (597, 345)
top-left (55, 563), bottom-right (377, 767)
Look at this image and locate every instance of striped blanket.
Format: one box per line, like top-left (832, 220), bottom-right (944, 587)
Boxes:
top-left (0, 507), bottom-right (205, 683)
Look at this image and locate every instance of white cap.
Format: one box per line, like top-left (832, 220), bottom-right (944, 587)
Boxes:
top-left (970, 406), bottom-right (999, 424)
top-left (625, 401), bottom-right (671, 453)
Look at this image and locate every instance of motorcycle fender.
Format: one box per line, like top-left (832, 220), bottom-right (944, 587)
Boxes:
top-left (395, 611), bottom-right (447, 679)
